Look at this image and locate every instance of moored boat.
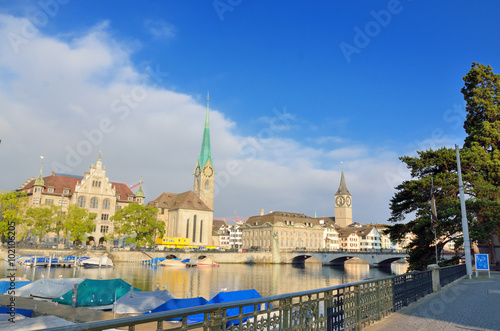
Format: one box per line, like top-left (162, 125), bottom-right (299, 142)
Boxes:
top-left (81, 255), bottom-right (114, 268)
top-left (159, 259), bottom-right (187, 268)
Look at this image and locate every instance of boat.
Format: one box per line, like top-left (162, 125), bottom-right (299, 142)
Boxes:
top-left (186, 257), bottom-right (218, 267)
top-left (53, 278), bottom-right (138, 309)
top-left (114, 289), bottom-right (177, 314)
top-left (146, 289), bottom-right (265, 326)
top-left (159, 259), bottom-right (187, 268)
top-left (0, 280), bottom-right (32, 294)
top-left (144, 297), bottom-right (209, 323)
top-left (15, 277), bottom-right (85, 300)
top-left (81, 255), bottom-right (114, 268)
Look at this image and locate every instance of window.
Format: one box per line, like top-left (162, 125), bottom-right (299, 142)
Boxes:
top-left (200, 220), bottom-right (203, 242)
top-left (33, 197), bottom-right (39, 205)
top-left (48, 188), bottom-right (54, 193)
top-left (92, 180), bottom-right (102, 187)
top-left (100, 225), bottom-right (109, 233)
top-left (204, 180), bottom-right (209, 190)
top-left (116, 205), bottom-right (122, 210)
top-left (101, 214), bottom-right (109, 221)
top-left (44, 199), bottom-right (54, 205)
top-left (102, 199), bottom-right (111, 210)
top-left (193, 215), bottom-right (197, 243)
top-left (59, 200), bottom-right (67, 206)
top-left (90, 197), bottom-right (98, 209)
top-left (63, 189), bottom-right (69, 194)
top-left (34, 187), bottom-right (41, 193)
top-left (78, 196), bottom-right (86, 208)
top-left (128, 197), bottom-right (133, 201)
top-left (186, 219), bottom-right (190, 239)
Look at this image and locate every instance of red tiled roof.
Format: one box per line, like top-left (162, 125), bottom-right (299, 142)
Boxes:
top-left (147, 191), bottom-right (212, 212)
top-left (20, 174), bottom-right (135, 198)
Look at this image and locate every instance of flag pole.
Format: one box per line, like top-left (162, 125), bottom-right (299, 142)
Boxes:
top-left (455, 145), bottom-right (473, 278)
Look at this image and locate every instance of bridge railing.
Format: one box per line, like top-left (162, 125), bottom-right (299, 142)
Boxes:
top-left (44, 268), bottom-right (442, 331)
top-left (439, 264), bottom-right (467, 287)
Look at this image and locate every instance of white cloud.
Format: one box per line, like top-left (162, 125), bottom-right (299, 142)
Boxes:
top-left (144, 19), bottom-right (176, 40)
top-left (0, 14), bottom-right (408, 224)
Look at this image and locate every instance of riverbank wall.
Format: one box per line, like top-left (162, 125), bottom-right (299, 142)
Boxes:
top-left (0, 247), bottom-right (275, 264)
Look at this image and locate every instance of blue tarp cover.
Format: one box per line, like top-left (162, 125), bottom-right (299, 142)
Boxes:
top-left (0, 281), bottom-right (32, 294)
top-left (145, 297), bottom-right (208, 323)
top-left (53, 278), bottom-right (139, 307)
top-left (0, 306), bottom-right (33, 317)
top-left (149, 257), bottom-right (166, 265)
top-left (147, 290), bottom-right (264, 326)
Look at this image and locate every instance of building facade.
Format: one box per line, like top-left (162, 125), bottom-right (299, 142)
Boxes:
top-left (242, 211), bottom-right (332, 251)
top-left (18, 154), bottom-right (142, 245)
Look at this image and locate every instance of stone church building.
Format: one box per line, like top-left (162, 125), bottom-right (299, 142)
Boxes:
top-left (148, 95), bottom-right (215, 247)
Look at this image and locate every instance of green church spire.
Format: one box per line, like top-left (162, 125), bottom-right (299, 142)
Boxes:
top-left (198, 92), bottom-right (213, 168)
top-left (34, 156), bottom-right (45, 187)
top-left (136, 177), bottom-right (144, 198)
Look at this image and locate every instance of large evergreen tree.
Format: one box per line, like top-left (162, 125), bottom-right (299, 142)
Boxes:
top-left (387, 63), bottom-right (500, 270)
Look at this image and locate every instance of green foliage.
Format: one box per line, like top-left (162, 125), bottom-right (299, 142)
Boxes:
top-left (25, 204), bottom-right (59, 243)
top-left (63, 204), bottom-right (96, 243)
top-left (0, 191), bottom-right (27, 240)
top-left (388, 62), bottom-right (500, 270)
top-left (110, 203), bottom-right (163, 247)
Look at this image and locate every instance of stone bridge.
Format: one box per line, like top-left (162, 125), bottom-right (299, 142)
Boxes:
top-left (279, 251), bottom-right (408, 267)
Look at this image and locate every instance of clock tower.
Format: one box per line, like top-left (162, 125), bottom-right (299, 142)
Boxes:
top-left (334, 170), bottom-right (352, 227)
top-left (193, 93), bottom-right (215, 210)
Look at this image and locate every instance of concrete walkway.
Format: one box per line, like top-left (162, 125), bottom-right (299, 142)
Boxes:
top-left (365, 272), bottom-right (500, 331)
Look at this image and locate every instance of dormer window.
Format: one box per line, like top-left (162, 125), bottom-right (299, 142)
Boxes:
top-left (128, 197), bottom-right (133, 201)
top-left (63, 189), bottom-right (69, 194)
top-left (48, 187), bottom-right (54, 193)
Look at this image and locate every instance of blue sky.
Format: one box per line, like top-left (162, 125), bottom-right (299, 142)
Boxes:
top-left (1, 1), bottom-right (499, 223)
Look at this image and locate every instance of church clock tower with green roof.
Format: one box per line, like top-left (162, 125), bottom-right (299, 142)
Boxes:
top-left (193, 93), bottom-right (215, 210)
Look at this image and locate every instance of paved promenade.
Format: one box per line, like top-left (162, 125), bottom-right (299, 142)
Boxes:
top-left (365, 271), bottom-right (500, 331)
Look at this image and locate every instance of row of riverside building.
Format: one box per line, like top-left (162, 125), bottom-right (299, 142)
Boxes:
top-left (16, 95), bottom-right (410, 251)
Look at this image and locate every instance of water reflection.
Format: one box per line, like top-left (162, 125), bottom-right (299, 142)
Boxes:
top-left (3, 261), bottom-right (408, 299)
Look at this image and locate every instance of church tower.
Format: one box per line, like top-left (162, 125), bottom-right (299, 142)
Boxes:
top-left (334, 170), bottom-right (352, 227)
top-left (193, 93), bottom-right (215, 210)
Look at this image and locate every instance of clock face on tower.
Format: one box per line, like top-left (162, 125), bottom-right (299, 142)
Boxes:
top-left (346, 196), bottom-right (351, 207)
top-left (194, 166), bottom-right (200, 177)
top-left (335, 196), bottom-right (345, 207)
top-left (203, 165), bottom-right (214, 177)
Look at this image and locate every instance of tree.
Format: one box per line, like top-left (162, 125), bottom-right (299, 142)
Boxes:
top-left (385, 148), bottom-right (467, 270)
top-left (63, 204), bottom-right (96, 244)
top-left (25, 205), bottom-right (59, 244)
top-left (0, 191), bottom-right (28, 240)
top-left (461, 62), bottom-right (500, 264)
top-left (387, 62), bottom-right (500, 270)
top-left (110, 203), bottom-right (163, 247)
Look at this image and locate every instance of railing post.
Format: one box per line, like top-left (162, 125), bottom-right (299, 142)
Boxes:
top-left (427, 264), bottom-right (441, 293)
top-left (376, 280), bottom-right (381, 321)
top-left (280, 298), bottom-right (290, 330)
top-left (355, 285), bottom-right (361, 331)
top-left (209, 309), bottom-right (224, 331)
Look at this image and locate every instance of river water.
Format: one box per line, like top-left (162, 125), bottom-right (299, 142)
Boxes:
top-left (3, 261), bottom-right (408, 300)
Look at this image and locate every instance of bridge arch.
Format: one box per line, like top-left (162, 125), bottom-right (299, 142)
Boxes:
top-left (291, 255), bottom-right (322, 264)
top-left (376, 257), bottom-right (406, 267)
top-left (325, 256), bottom-right (369, 266)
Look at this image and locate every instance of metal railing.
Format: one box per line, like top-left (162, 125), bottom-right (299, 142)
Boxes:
top-left (439, 264), bottom-right (466, 287)
top-left (44, 269), bottom-right (439, 331)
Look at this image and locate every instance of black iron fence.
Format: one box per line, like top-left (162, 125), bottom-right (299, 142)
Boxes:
top-left (439, 264), bottom-right (467, 287)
